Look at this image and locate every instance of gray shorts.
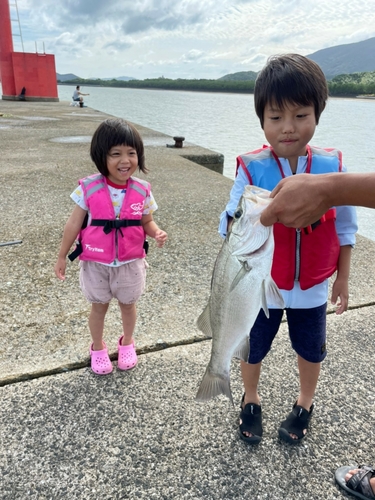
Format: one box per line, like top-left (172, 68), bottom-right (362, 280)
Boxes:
top-left (79, 259), bottom-right (147, 304)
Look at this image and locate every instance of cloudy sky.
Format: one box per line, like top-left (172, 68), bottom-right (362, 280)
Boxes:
top-left (10, 0), bottom-right (375, 80)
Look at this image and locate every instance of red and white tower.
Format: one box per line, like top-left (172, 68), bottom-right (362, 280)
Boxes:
top-left (0, 0), bottom-right (58, 101)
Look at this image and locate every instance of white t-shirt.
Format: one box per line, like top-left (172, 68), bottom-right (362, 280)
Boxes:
top-left (71, 182), bottom-right (157, 266)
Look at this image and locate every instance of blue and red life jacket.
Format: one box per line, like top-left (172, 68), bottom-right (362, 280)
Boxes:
top-left (236, 145), bottom-right (341, 290)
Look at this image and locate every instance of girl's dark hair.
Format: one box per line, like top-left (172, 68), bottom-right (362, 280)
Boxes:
top-left (90, 118), bottom-right (147, 176)
top-left (254, 54), bottom-right (328, 128)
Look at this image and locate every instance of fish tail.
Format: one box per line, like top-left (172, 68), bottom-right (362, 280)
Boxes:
top-left (195, 368), bottom-right (233, 405)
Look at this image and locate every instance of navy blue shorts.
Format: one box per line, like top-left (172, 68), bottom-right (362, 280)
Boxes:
top-left (248, 304), bottom-right (327, 364)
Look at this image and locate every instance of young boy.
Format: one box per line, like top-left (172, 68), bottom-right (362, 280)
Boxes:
top-left (219, 54), bottom-right (357, 444)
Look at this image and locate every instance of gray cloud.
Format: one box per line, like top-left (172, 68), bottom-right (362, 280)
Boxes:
top-left (24, 0), bottom-right (225, 32)
top-left (16, 0), bottom-right (375, 80)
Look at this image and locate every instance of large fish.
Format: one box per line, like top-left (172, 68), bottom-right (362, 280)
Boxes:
top-left (196, 185), bottom-right (284, 404)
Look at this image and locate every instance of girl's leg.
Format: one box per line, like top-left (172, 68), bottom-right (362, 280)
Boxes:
top-left (297, 355), bottom-right (320, 411)
top-left (89, 302), bottom-right (109, 350)
top-left (118, 302), bottom-right (136, 345)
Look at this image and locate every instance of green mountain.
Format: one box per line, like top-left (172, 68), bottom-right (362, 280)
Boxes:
top-left (218, 70), bottom-right (258, 81)
top-left (307, 37), bottom-right (375, 80)
top-left (56, 73), bottom-right (80, 82)
top-left (218, 37), bottom-right (375, 82)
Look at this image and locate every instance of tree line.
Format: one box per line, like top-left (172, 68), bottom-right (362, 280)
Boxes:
top-left (59, 73), bottom-right (375, 97)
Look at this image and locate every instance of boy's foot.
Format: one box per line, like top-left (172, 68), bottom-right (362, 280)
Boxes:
top-left (278, 401), bottom-right (313, 444)
top-left (238, 394), bottom-right (263, 444)
top-left (335, 465), bottom-right (375, 499)
top-left (90, 342), bottom-right (113, 375)
top-left (118, 336), bottom-right (138, 370)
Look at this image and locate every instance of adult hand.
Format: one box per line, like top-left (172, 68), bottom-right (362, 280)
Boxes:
top-left (260, 174), bottom-right (331, 228)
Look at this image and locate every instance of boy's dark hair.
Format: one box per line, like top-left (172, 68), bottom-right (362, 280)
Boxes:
top-left (254, 54), bottom-right (328, 128)
top-left (90, 118), bottom-right (147, 176)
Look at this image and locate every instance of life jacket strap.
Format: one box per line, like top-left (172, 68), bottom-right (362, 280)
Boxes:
top-left (91, 218), bottom-right (142, 235)
top-left (68, 241), bottom-right (83, 261)
top-left (303, 208), bottom-right (336, 235)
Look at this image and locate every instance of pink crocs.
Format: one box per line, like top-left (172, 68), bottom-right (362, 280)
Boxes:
top-left (118, 336), bottom-right (138, 370)
top-left (90, 342), bottom-right (113, 375)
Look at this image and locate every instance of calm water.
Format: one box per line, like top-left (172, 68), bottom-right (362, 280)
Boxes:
top-left (59, 85), bottom-right (375, 240)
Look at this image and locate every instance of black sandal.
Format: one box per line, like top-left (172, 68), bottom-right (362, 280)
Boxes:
top-left (278, 401), bottom-right (314, 444)
top-left (335, 465), bottom-right (375, 499)
top-left (238, 394), bottom-right (263, 444)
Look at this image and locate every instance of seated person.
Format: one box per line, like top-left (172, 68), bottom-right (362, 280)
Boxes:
top-left (72, 85), bottom-right (89, 103)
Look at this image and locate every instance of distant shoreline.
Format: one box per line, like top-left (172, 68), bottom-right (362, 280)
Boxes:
top-left (57, 82), bottom-right (375, 100)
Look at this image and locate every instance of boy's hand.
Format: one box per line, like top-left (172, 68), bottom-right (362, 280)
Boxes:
top-left (155, 230), bottom-right (168, 248)
top-left (330, 278), bottom-right (349, 315)
top-left (54, 257), bottom-right (67, 281)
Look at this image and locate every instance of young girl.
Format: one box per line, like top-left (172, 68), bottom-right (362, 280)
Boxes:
top-left (54, 118), bottom-right (168, 375)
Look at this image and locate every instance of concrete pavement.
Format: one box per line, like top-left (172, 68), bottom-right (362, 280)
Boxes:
top-left (0, 99), bottom-right (374, 499)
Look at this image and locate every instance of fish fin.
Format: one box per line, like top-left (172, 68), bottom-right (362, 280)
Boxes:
top-left (261, 280), bottom-right (270, 318)
top-left (265, 277), bottom-right (285, 309)
top-left (196, 303), bottom-right (213, 338)
top-left (232, 337), bottom-right (249, 362)
top-left (230, 262), bottom-right (252, 292)
top-left (196, 368), bottom-right (233, 405)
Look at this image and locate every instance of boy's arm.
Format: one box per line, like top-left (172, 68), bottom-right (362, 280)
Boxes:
top-left (142, 214), bottom-right (168, 248)
top-left (54, 205), bottom-right (87, 280)
top-left (331, 245), bottom-right (352, 315)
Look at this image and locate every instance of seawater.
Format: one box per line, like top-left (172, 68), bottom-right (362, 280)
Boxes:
top-left (59, 85), bottom-right (375, 241)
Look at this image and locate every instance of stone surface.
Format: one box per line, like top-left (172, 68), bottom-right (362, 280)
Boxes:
top-left (0, 99), bottom-right (374, 499)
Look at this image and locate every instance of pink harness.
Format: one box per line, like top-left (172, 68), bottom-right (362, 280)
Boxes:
top-left (69, 174), bottom-right (150, 264)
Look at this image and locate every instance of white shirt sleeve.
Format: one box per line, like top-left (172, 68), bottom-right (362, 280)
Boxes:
top-left (218, 167), bottom-right (249, 238)
top-left (70, 185), bottom-right (87, 210)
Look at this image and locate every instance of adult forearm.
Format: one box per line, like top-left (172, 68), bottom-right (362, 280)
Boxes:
top-left (260, 172), bottom-right (375, 228)
top-left (326, 173), bottom-right (375, 209)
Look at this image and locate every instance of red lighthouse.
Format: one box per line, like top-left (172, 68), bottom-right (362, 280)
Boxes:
top-left (0, 0), bottom-right (58, 101)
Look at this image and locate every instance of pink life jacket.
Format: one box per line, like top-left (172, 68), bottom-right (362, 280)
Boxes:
top-left (69, 174), bottom-right (150, 264)
top-left (237, 145), bottom-right (341, 290)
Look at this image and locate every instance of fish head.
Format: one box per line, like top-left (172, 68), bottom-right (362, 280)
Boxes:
top-left (229, 185), bottom-right (272, 257)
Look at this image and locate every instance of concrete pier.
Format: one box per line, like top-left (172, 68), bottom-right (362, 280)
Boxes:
top-left (0, 100), bottom-right (374, 499)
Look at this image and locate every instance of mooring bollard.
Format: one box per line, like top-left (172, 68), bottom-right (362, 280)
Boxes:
top-left (173, 136), bottom-right (185, 148)
top-left (166, 136), bottom-right (185, 148)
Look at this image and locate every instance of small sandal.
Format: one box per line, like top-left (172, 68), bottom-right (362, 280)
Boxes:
top-left (118, 336), bottom-right (138, 370)
top-left (278, 401), bottom-right (314, 444)
top-left (90, 342), bottom-right (113, 375)
top-left (238, 394), bottom-right (263, 444)
top-left (335, 465), bottom-right (375, 500)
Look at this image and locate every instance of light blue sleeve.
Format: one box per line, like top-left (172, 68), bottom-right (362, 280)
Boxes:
top-left (218, 167), bottom-right (249, 238)
top-left (334, 165), bottom-right (358, 246)
top-left (335, 205), bottom-right (357, 246)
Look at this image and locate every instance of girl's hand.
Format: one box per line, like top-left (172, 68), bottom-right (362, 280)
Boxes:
top-left (54, 257), bottom-right (67, 280)
top-left (155, 230), bottom-right (168, 248)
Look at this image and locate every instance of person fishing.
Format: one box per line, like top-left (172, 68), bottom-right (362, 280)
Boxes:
top-left (54, 118), bottom-right (167, 375)
top-left (72, 85), bottom-right (89, 105)
top-left (219, 54), bottom-right (357, 444)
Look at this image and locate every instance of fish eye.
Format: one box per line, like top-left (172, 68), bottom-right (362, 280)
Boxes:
top-left (234, 209), bottom-right (243, 219)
